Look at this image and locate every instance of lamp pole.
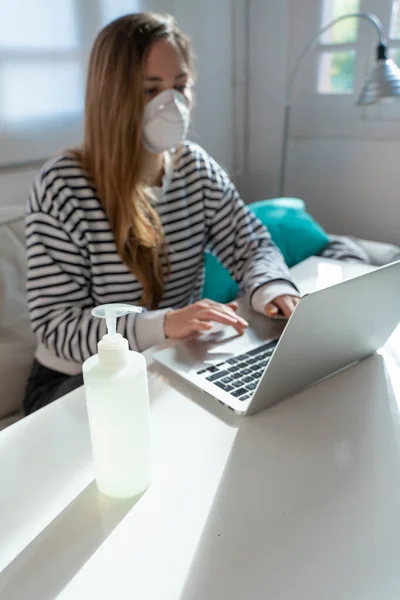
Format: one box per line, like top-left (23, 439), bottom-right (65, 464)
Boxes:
top-left (278, 12), bottom-right (386, 198)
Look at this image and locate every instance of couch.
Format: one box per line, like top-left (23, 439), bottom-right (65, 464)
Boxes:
top-left (0, 208), bottom-right (35, 429)
top-left (1, 206), bottom-right (400, 429)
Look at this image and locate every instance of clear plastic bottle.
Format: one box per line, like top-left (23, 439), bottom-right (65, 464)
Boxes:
top-left (83, 303), bottom-right (152, 499)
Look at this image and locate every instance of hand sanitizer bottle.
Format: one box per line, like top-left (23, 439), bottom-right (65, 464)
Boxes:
top-left (83, 303), bottom-right (152, 499)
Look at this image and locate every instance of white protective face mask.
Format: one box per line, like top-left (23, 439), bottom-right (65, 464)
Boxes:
top-left (142, 89), bottom-right (190, 154)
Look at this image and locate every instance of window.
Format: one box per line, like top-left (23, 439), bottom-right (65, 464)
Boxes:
top-left (318, 0), bottom-right (400, 95)
top-left (289, 0), bottom-right (400, 140)
top-left (389, 0), bottom-right (400, 62)
top-left (318, 0), bottom-right (360, 94)
top-left (0, 0), bottom-right (141, 167)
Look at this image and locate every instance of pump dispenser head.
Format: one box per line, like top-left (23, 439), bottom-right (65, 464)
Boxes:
top-left (92, 304), bottom-right (143, 336)
top-left (91, 304), bottom-right (143, 367)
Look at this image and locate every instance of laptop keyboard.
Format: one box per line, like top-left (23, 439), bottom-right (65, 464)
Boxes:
top-left (195, 341), bottom-right (278, 401)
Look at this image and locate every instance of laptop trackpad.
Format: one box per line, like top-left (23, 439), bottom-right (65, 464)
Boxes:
top-left (170, 320), bottom-right (285, 373)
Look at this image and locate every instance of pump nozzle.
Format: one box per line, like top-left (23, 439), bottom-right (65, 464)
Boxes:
top-left (105, 305), bottom-right (116, 336)
top-left (92, 303), bottom-right (143, 337)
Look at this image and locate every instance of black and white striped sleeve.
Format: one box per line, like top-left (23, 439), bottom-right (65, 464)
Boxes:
top-left (203, 154), bottom-right (296, 300)
top-left (25, 175), bottom-right (162, 368)
top-left (26, 202), bottom-right (102, 365)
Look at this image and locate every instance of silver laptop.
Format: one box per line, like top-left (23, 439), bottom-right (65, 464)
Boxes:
top-left (153, 260), bottom-right (400, 415)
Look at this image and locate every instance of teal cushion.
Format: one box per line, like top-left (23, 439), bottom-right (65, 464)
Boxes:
top-left (201, 198), bottom-right (330, 303)
top-left (203, 252), bottom-right (240, 304)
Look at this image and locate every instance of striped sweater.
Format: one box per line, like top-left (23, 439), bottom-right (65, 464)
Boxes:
top-left (26, 142), bottom-right (296, 375)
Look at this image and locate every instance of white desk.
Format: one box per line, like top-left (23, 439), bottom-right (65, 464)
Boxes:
top-left (1, 258), bottom-right (400, 600)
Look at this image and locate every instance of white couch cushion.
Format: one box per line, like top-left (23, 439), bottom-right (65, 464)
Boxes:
top-left (0, 214), bottom-right (35, 419)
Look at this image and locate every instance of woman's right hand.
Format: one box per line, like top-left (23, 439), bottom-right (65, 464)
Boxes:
top-left (164, 299), bottom-right (249, 340)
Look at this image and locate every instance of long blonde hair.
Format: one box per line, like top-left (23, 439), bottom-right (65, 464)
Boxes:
top-left (73, 13), bottom-right (193, 309)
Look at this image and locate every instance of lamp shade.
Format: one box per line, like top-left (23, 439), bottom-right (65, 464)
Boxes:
top-left (357, 58), bottom-right (400, 105)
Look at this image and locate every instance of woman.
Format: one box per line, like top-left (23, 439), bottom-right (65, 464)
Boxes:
top-left (24, 12), bottom-right (300, 414)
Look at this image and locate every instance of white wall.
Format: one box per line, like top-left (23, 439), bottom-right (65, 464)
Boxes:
top-left (287, 139), bottom-right (400, 243)
top-left (172, 0), bottom-right (238, 175)
top-left (0, 0), bottom-right (242, 212)
top-left (246, 0), bottom-right (290, 203)
top-left (246, 0), bottom-right (400, 245)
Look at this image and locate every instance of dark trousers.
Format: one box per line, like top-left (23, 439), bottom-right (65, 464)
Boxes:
top-left (24, 359), bottom-right (83, 415)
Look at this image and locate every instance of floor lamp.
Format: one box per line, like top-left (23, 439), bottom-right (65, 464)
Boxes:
top-left (278, 12), bottom-right (400, 197)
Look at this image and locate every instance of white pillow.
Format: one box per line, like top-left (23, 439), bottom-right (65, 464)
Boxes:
top-left (0, 216), bottom-right (35, 418)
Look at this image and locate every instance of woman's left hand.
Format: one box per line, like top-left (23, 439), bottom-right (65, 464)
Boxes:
top-left (264, 294), bottom-right (300, 319)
